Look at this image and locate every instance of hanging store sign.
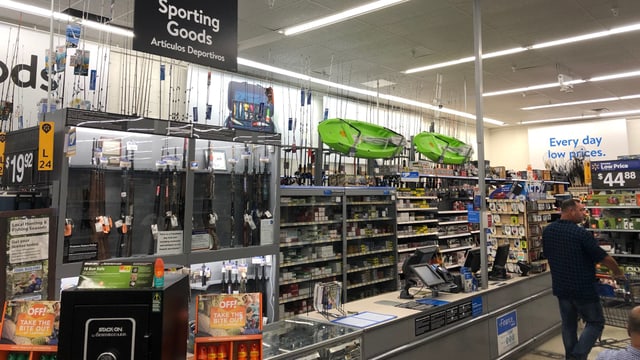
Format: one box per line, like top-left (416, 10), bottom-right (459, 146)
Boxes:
top-left (527, 119), bottom-right (628, 169)
top-left (133, 0), bottom-right (238, 71)
top-left (590, 159), bottom-right (640, 190)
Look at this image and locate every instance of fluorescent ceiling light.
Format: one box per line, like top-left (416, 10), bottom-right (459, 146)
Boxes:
top-left (522, 93), bottom-right (640, 111)
top-left (521, 109), bottom-right (640, 125)
top-left (1, 0), bottom-right (134, 37)
top-left (237, 57), bottom-right (504, 126)
top-left (281, 0), bottom-right (409, 36)
top-left (404, 21), bottom-right (640, 74)
top-left (485, 68), bottom-right (640, 97)
top-left (3, 0), bottom-right (70, 20)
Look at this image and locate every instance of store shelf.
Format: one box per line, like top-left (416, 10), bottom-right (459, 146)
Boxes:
top-left (279, 273), bottom-right (342, 286)
top-left (439, 220), bottom-right (469, 226)
top-left (347, 276), bottom-right (395, 290)
top-left (397, 207), bottom-right (438, 212)
top-left (346, 232), bottom-right (395, 241)
top-left (347, 217), bottom-right (394, 223)
top-left (397, 219), bottom-right (438, 225)
top-left (280, 219), bottom-right (342, 227)
top-left (438, 210), bottom-right (468, 214)
top-left (279, 187), bottom-right (397, 319)
top-left (397, 232), bottom-right (438, 239)
top-left (440, 245), bottom-right (473, 254)
top-left (346, 248), bottom-right (394, 258)
top-left (588, 228), bottom-right (640, 233)
top-left (437, 232), bottom-right (472, 239)
top-left (280, 255), bottom-right (343, 268)
top-left (397, 196), bottom-right (438, 200)
top-left (279, 237), bottom-right (341, 248)
top-left (347, 262), bottom-right (395, 274)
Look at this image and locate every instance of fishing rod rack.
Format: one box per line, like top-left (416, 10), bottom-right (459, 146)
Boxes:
top-left (44, 108), bottom-right (282, 145)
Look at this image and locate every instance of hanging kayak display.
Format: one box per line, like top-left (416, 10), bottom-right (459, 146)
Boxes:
top-left (413, 132), bottom-right (473, 165)
top-left (318, 118), bottom-right (406, 159)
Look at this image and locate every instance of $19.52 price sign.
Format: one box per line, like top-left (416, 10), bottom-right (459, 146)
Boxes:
top-left (591, 159), bottom-right (640, 189)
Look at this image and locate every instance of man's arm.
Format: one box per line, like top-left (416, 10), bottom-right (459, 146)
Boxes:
top-left (600, 255), bottom-right (625, 278)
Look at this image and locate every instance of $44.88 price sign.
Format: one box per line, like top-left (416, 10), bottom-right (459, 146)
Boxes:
top-left (591, 159), bottom-right (640, 189)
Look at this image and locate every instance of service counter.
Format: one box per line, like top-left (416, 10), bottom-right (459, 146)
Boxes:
top-left (279, 271), bottom-right (560, 360)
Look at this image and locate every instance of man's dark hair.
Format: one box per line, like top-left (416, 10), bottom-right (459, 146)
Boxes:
top-left (560, 198), bottom-right (580, 212)
top-left (629, 309), bottom-right (640, 334)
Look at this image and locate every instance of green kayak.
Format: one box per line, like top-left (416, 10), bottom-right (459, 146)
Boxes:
top-left (318, 118), bottom-right (406, 159)
top-left (413, 132), bottom-right (473, 164)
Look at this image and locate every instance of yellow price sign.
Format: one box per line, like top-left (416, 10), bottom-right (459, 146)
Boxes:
top-left (38, 122), bottom-right (54, 171)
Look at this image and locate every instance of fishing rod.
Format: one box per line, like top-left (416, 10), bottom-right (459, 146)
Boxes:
top-left (229, 146), bottom-right (237, 248)
top-left (251, 146), bottom-right (260, 245)
top-left (204, 141), bottom-right (219, 250)
top-left (242, 145), bottom-right (253, 247)
top-left (149, 145), bottom-right (167, 254)
top-left (205, 71), bottom-right (212, 121)
top-left (260, 145), bottom-right (271, 218)
top-left (117, 149), bottom-right (134, 257)
top-left (166, 147), bottom-right (180, 230)
top-left (304, 89), bottom-right (313, 185)
top-left (299, 88), bottom-right (306, 183)
top-left (90, 139), bottom-right (111, 260)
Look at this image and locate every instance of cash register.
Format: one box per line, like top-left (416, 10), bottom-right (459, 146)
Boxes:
top-left (399, 246), bottom-right (458, 299)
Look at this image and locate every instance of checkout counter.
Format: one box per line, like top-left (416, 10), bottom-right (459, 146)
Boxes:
top-left (262, 271), bottom-right (559, 360)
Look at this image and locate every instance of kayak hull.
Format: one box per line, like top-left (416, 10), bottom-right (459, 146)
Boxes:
top-left (318, 118), bottom-right (405, 159)
top-left (413, 132), bottom-right (473, 164)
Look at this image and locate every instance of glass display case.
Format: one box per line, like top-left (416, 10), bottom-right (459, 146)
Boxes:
top-left (44, 108), bottom-right (281, 304)
top-left (262, 317), bottom-right (362, 360)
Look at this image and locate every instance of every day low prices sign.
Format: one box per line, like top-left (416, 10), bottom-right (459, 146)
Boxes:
top-left (133, 0), bottom-right (238, 71)
top-left (527, 119), bottom-right (629, 169)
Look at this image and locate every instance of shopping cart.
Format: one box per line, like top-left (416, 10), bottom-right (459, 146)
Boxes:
top-left (596, 275), bottom-right (639, 347)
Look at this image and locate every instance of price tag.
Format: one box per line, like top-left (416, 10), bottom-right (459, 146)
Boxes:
top-left (591, 159), bottom-right (640, 189)
top-left (5, 151), bottom-right (35, 185)
top-left (38, 121), bottom-right (54, 171)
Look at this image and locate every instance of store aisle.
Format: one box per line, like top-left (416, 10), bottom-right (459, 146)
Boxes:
top-left (518, 325), bottom-right (630, 360)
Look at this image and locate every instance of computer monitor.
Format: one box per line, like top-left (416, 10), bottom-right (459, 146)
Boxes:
top-left (399, 245), bottom-right (439, 299)
top-left (463, 248), bottom-right (481, 273)
top-left (410, 264), bottom-right (445, 288)
top-left (400, 245), bottom-right (439, 277)
top-left (490, 244), bottom-right (511, 280)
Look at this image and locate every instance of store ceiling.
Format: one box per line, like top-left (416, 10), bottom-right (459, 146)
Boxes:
top-left (3, 0), bottom-right (640, 128)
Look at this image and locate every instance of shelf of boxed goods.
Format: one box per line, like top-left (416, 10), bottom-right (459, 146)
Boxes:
top-left (437, 209), bottom-right (477, 269)
top-left (344, 190), bottom-right (397, 302)
top-left (586, 190), bottom-right (640, 260)
top-left (278, 188), bottom-right (344, 318)
top-left (396, 188), bottom-right (439, 255)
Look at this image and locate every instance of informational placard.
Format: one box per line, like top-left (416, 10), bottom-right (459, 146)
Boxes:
top-left (6, 213), bottom-right (53, 301)
top-left (196, 293), bottom-right (262, 336)
top-left (496, 310), bottom-right (518, 355)
top-left (401, 171), bottom-right (420, 183)
top-left (132, 0), bottom-right (237, 71)
top-left (77, 262), bottom-right (154, 289)
top-left (1, 300), bottom-right (60, 346)
top-left (590, 159), bottom-right (640, 190)
top-left (156, 230), bottom-right (184, 255)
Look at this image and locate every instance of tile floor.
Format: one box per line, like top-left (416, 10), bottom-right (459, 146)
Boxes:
top-left (518, 325), bottom-right (631, 360)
